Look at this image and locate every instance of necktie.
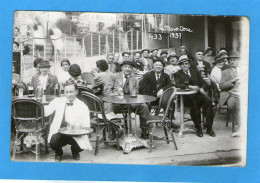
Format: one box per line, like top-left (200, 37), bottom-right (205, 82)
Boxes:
top-left (156, 74), bottom-right (160, 90)
top-left (124, 75), bottom-right (130, 94)
top-left (66, 103), bottom-right (73, 106)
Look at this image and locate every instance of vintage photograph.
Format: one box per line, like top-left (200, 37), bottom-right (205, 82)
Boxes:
top-left (11, 11), bottom-right (249, 166)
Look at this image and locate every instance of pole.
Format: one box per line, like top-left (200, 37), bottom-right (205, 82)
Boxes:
top-left (91, 34), bottom-right (93, 57)
top-left (136, 31), bottom-right (139, 51)
top-left (74, 36), bottom-right (76, 58)
top-left (99, 34), bottom-right (101, 56)
top-left (44, 38), bottom-right (46, 60)
top-left (131, 28), bottom-right (133, 56)
top-left (113, 31), bottom-right (115, 53)
top-left (64, 35), bottom-right (67, 58)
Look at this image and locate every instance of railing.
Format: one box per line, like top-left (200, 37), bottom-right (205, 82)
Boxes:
top-left (18, 30), bottom-right (146, 82)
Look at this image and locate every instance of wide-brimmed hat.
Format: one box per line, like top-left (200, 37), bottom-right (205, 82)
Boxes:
top-left (121, 58), bottom-right (135, 67)
top-left (160, 50), bottom-right (168, 55)
top-left (38, 60), bottom-right (51, 68)
top-left (228, 50), bottom-right (240, 58)
top-left (178, 55), bottom-right (191, 65)
top-left (196, 50), bottom-right (205, 55)
top-left (213, 56), bottom-right (225, 65)
top-left (69, 64), bottom-right (81, 77)
top-left (167, 54), bottom-right (179, 61)
top-left (141, 49), bottom-right (150, 54)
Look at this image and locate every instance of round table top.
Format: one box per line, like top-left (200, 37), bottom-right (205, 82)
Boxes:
top-left (102, 94), bottom-right (156, 105)
top-left (176, 88), bottom-right (197, 95)
top-left (12, 95), bottom-right (57, 105)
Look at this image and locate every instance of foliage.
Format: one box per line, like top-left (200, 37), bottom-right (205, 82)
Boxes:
top-left (55, 18), bottom-right (77, 35)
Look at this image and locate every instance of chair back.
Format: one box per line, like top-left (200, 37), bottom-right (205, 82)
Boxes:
top-left (77, 85), bottom-right (93, 101)
top-left (11, 99), bottom-right (45, 129)
top-left (81, 91), bottom-right (108, 122)
top-left (158, 87), bottom-right (175, 109)
top-left (160, 87), bottom-right (177, 121)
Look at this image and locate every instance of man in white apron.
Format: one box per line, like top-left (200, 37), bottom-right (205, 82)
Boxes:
top-left (44, 81), bottom-right (92, 162)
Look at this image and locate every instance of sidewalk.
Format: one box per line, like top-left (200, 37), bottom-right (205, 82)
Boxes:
top-left (11, 110), bottom-right (245, 166)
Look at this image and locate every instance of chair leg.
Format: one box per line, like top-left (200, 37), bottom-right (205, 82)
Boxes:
top-left (170, 130), bottom-right (178, 150)
top-left (44, 136), bottom-right (49, 154)
top-left (35, 132), bottom-right (39, 161)
top-left (163, 126), bottom-right (169, 144)
top-left (226, 111), bottom-right (229, 127)
top-left (12, 130), bottom-right (19, 160)
top-left (103, 126), bottom-right (107, 142)
top-left (116, 130), bottom-right (120, 150)
top-left (95, 126), bottom-right (100, 156)
top-left (149, 131), bottom-right (153, 153)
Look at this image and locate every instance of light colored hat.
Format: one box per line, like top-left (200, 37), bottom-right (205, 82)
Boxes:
top-left (178, 55), bottom-right (191, 65)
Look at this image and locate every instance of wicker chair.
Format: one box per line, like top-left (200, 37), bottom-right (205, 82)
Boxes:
top-left (144, 87), bottom-right (178, 152)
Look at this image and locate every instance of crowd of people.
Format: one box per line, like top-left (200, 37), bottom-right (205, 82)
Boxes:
top-left (12, 25), bottom-right (241, 162)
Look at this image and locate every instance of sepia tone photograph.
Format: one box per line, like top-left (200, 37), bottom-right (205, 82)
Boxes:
top-left (11, 11), bottom-right (249, 166)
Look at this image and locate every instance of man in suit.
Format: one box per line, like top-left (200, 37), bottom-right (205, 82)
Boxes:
top-left (219, 51), bottom-right (240, 137)
top-left (133, 52), bottom-right (144, 71)
top-left (107, 53), bottom-right (121, 73)
top-left (190, 50), bottom-right (211, 79)
top-left (44, 81), bottom-right (92, 162)
top-left (174, 55), bottom-right (216, 137)
top-left (159, 50), bottom-right (168, 65)
top-left (150, 49), bottom-right (159, 62)
top-left (105, 58), bottom-right (150, 139)
top-left (140, 49), bottom-right (153, 71)
top-left (139, 58), bottom-right (173, 106)
top-left (31, 60), bottom-right (58, 96)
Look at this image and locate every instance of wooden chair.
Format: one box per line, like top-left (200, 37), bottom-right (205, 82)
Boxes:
top-left (81, 91), bottom-right (123, 155)
top-left (144, 87), bottom-right (178, 152)
top-left (11, 99), bottom-right (49, 161)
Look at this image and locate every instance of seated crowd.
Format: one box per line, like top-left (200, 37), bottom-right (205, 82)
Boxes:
top-left (12, 45), bottom-right (241, 162)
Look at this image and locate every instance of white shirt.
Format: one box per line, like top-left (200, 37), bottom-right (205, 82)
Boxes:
top-left (39, 75), bottom-right (48, 90)
top-left (122, 73), bottom-right (130, 86)
top-left (155, 72), bottom-right (161, 80)
top-left (210, 66), bottom-right (222, 84)
top-left (197, 60), bottom-right (204, 66)
top-left (57, 70), bottom-right (71, 84)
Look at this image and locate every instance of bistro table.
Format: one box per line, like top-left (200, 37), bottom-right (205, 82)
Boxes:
top-left (176, 88), bottom-right (197, 138)
top-left (102, 94), bottom-right (156, 154)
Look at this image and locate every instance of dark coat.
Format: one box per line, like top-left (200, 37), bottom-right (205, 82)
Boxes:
top-left (13, 45), bottom-right (30, 74)
top-left (174, 69), bottom-right (208, 91)
top-left (139, 70), bottom-right (172, 97)
top-left (190, 60), bottom-right (211, 76)
top-left (31, 73), bottom-right (58, 95)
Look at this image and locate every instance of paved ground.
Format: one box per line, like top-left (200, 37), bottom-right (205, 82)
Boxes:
top-left (10, 110), bottom-right (246, 166)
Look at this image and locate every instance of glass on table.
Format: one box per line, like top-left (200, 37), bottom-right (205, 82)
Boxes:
top-left (184, 80), bottom-right (189, 90)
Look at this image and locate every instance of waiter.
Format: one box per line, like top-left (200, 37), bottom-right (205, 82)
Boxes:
top-left (44, 81), bottom-right (92, 162)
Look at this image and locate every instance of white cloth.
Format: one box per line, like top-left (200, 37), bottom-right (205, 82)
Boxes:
top-left (210, 66), bottom-right (222, 84)
top-left (39, 75), bottom-right (48, 90)
top-left (57, 70), bottom-right (71, 84)
top-left (44, 97), bottom-right (92, 150)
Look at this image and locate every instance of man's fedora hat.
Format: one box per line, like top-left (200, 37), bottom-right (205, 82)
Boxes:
top-left (228, 50), bottom-right (240, 58)
top-left (213, 56), bottom-right (225, 65)
top-left (121, 58), bottom-right (135, 67)
top-left (167, 54), bottom-right (179, 61)
top-left (153, 57), bottom-right (165, 66)
top-left (141, 49), bottom-right (150, 54)
top-left (160, 50), bottom-right (168, 55)
top-left (178, 55), bottom-right (191, 65)
top-left (151, 48), bottom-right (158, 52)
top-left (122, 51), bottom-right (130, 56)
top-left (38, 60), bottom-right (51, 68)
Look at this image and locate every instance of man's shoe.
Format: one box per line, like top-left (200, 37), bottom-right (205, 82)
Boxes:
top-left (206, 129), bottom-right (216, 137)
top-left (73, 153), bottom-right (80, 160)
top-left (196, 128), bottom-right (203, 137)
top-left (55, 154), bottom-right (62, 162)
top-left (232, 132), bottom-right (240, 137)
